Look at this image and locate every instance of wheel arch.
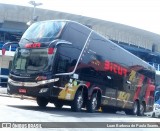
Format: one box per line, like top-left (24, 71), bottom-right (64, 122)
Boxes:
top-left (73, 84), bottom-right (88, 100)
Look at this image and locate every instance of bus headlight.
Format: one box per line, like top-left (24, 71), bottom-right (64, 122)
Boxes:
top-left (37, 78), bottom-right (59, 85)
top-left (37, 80), bottom-right (48, 85)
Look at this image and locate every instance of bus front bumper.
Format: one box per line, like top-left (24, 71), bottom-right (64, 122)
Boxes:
top-left (7, 83), bottom-right (50, 98)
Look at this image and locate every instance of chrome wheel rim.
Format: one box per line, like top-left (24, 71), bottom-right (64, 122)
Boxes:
top-left (92, 97), bottom-right (97, 110)
top-left (133, 103), bottom-right (137, 114)
top-left (140, 104), bottom-right (144, 115)
top-left (77, 94), bottom-right (83, 109)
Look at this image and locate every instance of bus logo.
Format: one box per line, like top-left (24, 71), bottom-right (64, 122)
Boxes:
top-left (104, 60), bottom-right (127, 76)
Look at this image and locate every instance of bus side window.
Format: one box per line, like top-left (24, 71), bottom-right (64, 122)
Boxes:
top-left (57, 55), bottom-right (70, 73)
top-left (55, 44), bottom-right (80, 74)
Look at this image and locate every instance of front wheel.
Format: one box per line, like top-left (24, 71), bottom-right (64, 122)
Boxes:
top-left (71, 90), bottom-right (83, 112)
top-left (86, 93), bottom-right (98, 113)
top-left (36, 97), bottom-right (48, 107)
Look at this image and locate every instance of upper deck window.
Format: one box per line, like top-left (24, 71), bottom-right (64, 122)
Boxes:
top-left (19, 21), bottom-right (66, 46)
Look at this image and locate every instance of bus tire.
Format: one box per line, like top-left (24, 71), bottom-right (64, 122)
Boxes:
top-left (54, 102), bottom-right (63, 109)
top-left (71, 90), bottom-right (83, 112)
top-left (126, 101), bottom-right (138, 115)
top-left (36, 97), bottom-right (48, 107)
top-left (138, 103), bottom-right (145, 116)
top-left (86, 93), bottom-right (98, 113)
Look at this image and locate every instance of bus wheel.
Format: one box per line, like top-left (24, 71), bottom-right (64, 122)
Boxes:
top-left (138, 103), bottom-right (145, 116)
top-left (126, 101), bottom-right (138, 115)
top-left (132, 101), bottom-right (139, 115)
top-left (54, 102), bottom-right (63, 109)
top-left (71, 90), bottom-right (83, 112)
top-left (36, 97), bottom-right (48, 107)
top-left (86, 93), bottom-right (98, 113)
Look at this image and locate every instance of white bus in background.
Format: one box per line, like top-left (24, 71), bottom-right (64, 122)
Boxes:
top-left (151, 74), bottom-right (160, 118)
top-left (0, 43), bottom-right (17, 87)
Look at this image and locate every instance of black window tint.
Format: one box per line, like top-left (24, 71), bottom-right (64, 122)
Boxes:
top-left (61, 22), bottom-right (90, 50)
top-left (77, 32), bottom-right (123, 89)
top-left (55, 44), bottom-right (81, 73)
top-left (20, 21), bottom-right (66, 46)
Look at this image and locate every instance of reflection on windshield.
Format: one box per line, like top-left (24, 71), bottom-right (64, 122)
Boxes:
top-left (12, 48), bottom-right (53, 74)
top-left (19, 21), bottom-right (66, 45)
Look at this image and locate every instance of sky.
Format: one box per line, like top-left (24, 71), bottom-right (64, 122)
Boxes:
top-left (0, 0), bottom-right (160, 34)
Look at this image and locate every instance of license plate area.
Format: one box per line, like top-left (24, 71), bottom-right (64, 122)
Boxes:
top-left (19, 89), bottom-right (27, 93)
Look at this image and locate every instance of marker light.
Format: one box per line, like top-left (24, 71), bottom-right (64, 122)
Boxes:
top-left (48, 48), bottom-right (54, 54)
top-left (25, 43), bottom-right (41, 48)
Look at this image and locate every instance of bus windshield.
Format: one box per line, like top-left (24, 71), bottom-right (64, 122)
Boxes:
top-left (19, 21), bottom-right (66, 46)
top-left (11, 48), bottom-right (54, 74)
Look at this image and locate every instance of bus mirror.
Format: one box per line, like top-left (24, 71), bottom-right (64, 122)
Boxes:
top-left (49, 40), bottom-right (72, 47)
top-left (55, 40), bottom-right (72, 47)
top-left (9, 60), bottom-right (12, 71)
top-left (2, 42), bottom-right (19, 55)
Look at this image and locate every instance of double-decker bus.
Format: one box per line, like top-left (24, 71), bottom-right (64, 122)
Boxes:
top-left (4, 20), bottom-right (155, 115)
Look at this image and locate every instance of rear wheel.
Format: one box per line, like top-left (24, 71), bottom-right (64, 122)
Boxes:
top-left (126, 101), bottom-right (138, 115)
top-left (71, 90), bottom-right (83, 112)
top-left (86, 93), bottom-right (98, 113)
top-left (36, 97), bottom-right (48, 107)
top-left (138, 103), bottom-right (145, 116)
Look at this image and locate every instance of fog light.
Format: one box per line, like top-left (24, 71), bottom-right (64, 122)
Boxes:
top-left (39, 88), bottom-right (48, 93)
